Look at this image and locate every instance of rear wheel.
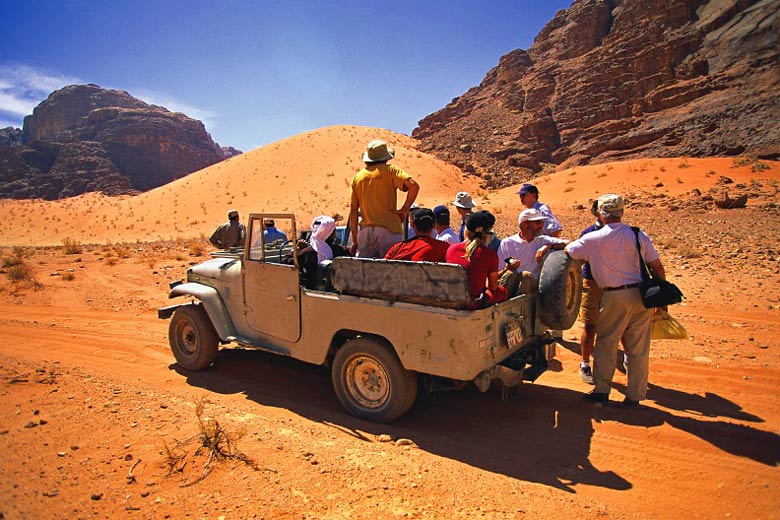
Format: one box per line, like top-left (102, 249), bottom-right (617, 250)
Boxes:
top-left (332, 337), bottom-right (418, 423)
top-left (168, 304), bottom-right (219, 370)
top-left (538, 250), bottom-right (582, 330)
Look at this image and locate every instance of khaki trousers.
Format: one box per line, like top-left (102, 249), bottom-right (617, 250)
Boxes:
top-left (594, 287), bottom-right (653, 401)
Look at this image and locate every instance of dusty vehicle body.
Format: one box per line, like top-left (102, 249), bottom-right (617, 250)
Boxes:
top-left (159, 213), bottom-right (581, 422)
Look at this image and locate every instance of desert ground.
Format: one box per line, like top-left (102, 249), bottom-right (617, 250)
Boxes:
top-left (1, 126), bottom-right (779, 519)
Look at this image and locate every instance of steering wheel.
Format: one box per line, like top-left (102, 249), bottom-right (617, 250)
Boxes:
top-left (278, 239), bottom-right (293, 264)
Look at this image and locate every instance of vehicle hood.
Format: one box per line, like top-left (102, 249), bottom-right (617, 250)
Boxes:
top-left (188, 257), bottom-right (241, 282)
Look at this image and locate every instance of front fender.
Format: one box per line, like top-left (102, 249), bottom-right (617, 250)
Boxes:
top-left (165, 282), bottom-right (236, 341)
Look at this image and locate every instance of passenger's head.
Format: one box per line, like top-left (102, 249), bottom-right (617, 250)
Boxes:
top-left (310, 215), bottom-right (336, 242)
top-left (518, 208), bottom-right (546, 240)
top-left (362, 139), bottom-right (394, 164)
top-left (228, 209), bottom-right (239, 221)
top-left (597, 194), bottom-right (624, 221)
top-left (411, 208), bottom-right (435, 235)
top-left (452, 192), bottom-right (476, 220)
top-left (517, 183), bottom-right (539, 208)
top-left (264, 218), bottom-right (275, 228)
top-left (433, 205), bottom-right (450, 228)
top-left (463, 210), bottom-right (495, 259)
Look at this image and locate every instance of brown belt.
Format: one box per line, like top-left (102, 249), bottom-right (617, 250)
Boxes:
top-left (603, 283), bottom-right (641, 292)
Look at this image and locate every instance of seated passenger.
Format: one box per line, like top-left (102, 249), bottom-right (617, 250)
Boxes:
top-left (497, 208), bottom-right (569, 297)
top-left (445, 210), bottom-right (508, 309)
top-left (297, 215), bottom-right (350, 289)
top-left (384, 208), bottom-right (449, 262)
top-left (263, 219), bottom-right (288, 244)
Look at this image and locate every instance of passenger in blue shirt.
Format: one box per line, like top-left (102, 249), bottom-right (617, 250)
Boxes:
top-left (263, 219), bottom-right (288, 244)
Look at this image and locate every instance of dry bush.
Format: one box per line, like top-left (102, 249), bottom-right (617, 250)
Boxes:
top-left (114, 244), bottom-right (130, 258)
top-left (62, 237), bottom-right (83, 254)
top-left (7, 262), bottom-right (33, 282)
top-left (163, 397), bottom-right (259, 487)
top-left (62, 271), bottom-right (76, 281)
top-left (189, 241), bottom-right (206, 256)
top-left (2, 256), bottom-right (24, 268)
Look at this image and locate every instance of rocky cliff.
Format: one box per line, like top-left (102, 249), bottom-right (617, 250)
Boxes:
top-left (0, 84), bottom-right (239, 199)
top-left (413, 0), bottom-right (780, 188)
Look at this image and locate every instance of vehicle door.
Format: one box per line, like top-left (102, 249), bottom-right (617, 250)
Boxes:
top-left (243, 214), bottom-right (301, 342)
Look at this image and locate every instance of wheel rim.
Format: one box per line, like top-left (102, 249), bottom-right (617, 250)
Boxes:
top-left (176, 320), bottom-right (199, 358)
top-left (344, 354), bottom-right (390, 410)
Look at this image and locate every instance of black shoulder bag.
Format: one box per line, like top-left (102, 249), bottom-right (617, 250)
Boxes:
top-left (632, 227), bottom-right (683, 308)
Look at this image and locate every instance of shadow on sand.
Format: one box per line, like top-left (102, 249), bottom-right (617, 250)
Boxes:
top-left (172, 347), bottom-right (779, 493)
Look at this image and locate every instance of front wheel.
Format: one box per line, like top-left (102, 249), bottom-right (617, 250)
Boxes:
top-left (168, 304), bottom-right (219, 370)
top-left (331, 337), bottom-right (418, 423)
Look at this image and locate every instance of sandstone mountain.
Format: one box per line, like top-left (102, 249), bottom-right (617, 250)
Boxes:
top-left (0, 84), bottom-right (238, 199)
top-left (413, 0), bottom-right (780, 188)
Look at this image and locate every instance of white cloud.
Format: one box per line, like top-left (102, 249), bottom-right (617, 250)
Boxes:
top-left (0, 64), bottom-right (82, 124)
top-left (133, 88), bottom-right (218, 133)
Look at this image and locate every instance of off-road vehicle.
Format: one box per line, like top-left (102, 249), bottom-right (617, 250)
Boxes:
top-left (159, 213), bottom-right (581, 422)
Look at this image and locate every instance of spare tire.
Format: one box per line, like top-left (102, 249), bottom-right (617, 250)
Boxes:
top-left (538, 250), bottom-right (582, 330)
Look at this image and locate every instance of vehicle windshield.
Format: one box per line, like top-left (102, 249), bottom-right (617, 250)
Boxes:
top-left (248, 215), bottom-right (295, 264)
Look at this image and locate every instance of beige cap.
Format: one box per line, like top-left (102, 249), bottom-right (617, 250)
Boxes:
top-left (518, 208), bottom-right (547, 224)
top-left (597, 194), bottom-right (624, 217)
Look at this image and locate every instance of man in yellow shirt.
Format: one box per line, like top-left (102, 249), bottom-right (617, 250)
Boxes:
top-left (349, 140), bottom-right (419, 258)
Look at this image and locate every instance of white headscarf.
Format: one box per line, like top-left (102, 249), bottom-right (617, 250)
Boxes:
top-left (310, 215), bottom-right (335, 263)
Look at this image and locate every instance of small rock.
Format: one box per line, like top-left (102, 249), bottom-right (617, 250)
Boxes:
top-left (377, 434), bottom-right (392, 443)
top-left (39, 419), bottom-right (47, 425)
top-left (91, 493), bottom-right (103, 501)
top-left (395, 438), bottom-right (414, 446)
top-left (57, 452), bottom-right (66, 457)
top-left (24, 421), bottom-right (37, 429)
top-left (140, 491), bottom-right (150, 497)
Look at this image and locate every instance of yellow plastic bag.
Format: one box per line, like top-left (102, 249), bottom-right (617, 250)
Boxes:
top-left (651, 309), bottom-right (688, 340)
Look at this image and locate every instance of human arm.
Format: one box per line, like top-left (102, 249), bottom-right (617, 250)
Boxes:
top-left (395, 177), bottom-right (420, 222)
top-left (209, 227), bottom-right (222, 248)
top-left (647, 258), bottom-right (666, 280)
top-left (349, 189), bottom-right (360, 255)
top-left (535, 239), bottom-right (568, 263)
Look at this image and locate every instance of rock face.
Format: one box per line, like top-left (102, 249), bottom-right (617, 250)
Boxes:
top-left (413, 0), bottom-right (780, 188)
top-left (0, 84), bottom-right (239, 199)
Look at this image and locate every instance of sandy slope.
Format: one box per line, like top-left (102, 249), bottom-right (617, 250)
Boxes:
top-left (1, 125), bottom-right (777, 247)
top-left (1, 126), bottom-right (779, 519)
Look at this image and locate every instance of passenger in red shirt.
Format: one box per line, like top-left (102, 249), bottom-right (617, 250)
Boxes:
top-left (445, 210), bottom-right (508, 308)
top-left (385, 208), bottom-right (449, 262)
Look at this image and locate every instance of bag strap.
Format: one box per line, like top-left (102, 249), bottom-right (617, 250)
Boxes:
top-left (631, 226), bottom-right (652, 282)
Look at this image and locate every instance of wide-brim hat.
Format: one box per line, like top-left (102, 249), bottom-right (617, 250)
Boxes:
top-left (452, 191), bottom-right (476, 209)
top-left (363, 139), bottom-right (395, 163)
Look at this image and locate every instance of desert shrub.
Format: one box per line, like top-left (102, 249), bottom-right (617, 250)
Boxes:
top-left (678, 161), bottom-right (690, 169)
top-left (7, 262), bottom-right (33, 282)
top-left (62, 271), bottom-right (76, 281)
top-left (62, 237), bottom-right (82, 254)
top-left (2, 256), bottom-right (23, 268)
top-left (114, 244), bottom-right (130, 258)
top-left (189, 241), bottom-right (206, 256)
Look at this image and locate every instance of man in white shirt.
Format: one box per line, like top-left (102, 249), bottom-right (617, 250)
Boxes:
top-left (433, 205), bottom-right (459, 245)
top-left (498, 209), bottom-right (567, 282)
top-left (565, 194), bottom-right (667, 408)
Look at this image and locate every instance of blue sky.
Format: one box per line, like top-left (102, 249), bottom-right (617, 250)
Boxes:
top-left (1, 0), bottom-right (572, 151)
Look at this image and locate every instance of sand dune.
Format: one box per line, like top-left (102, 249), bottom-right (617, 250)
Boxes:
top-left (0, 124), bottom-right (777, 247)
